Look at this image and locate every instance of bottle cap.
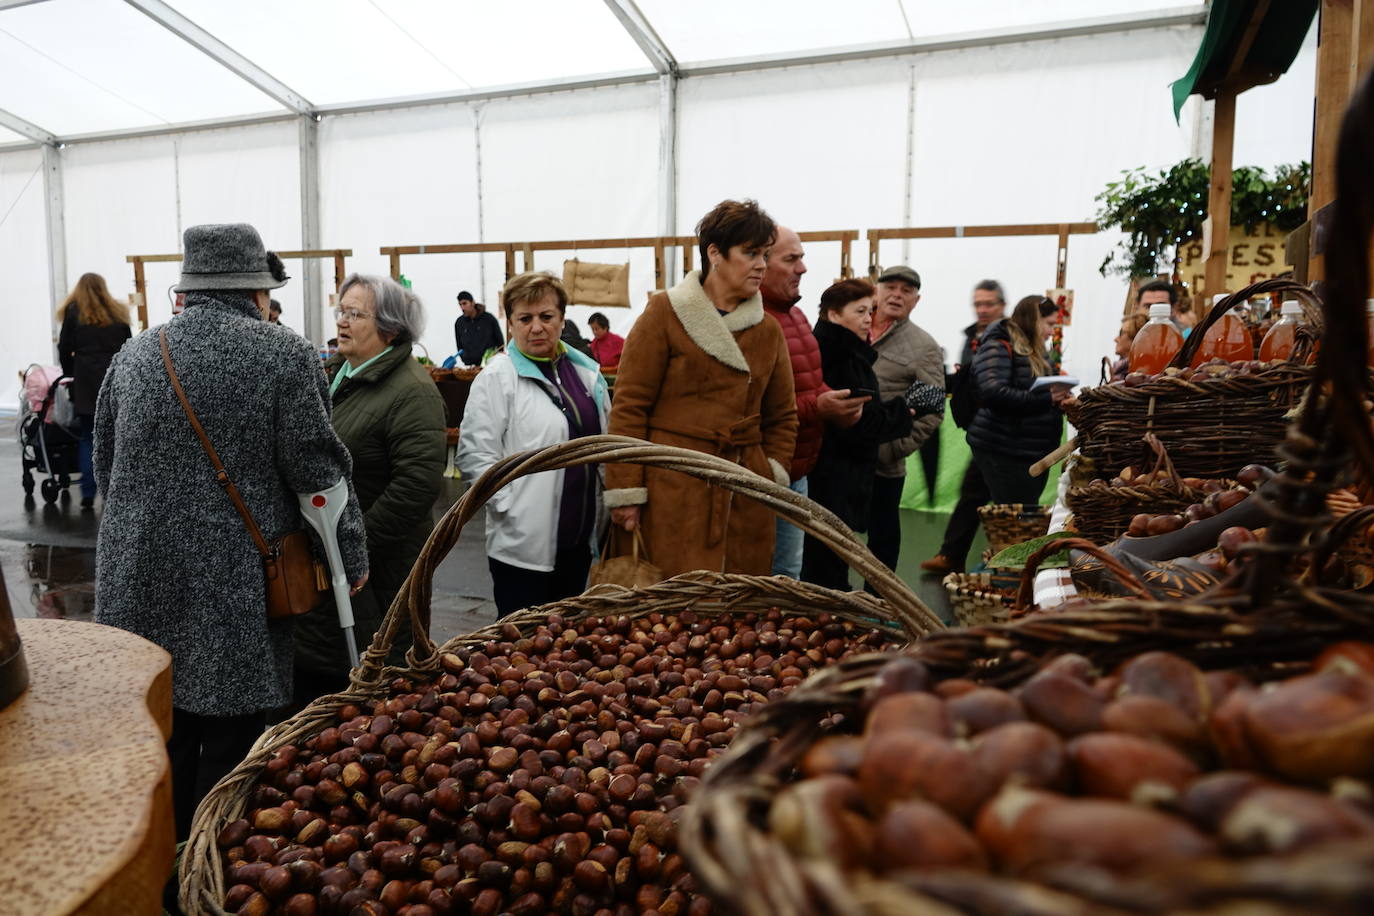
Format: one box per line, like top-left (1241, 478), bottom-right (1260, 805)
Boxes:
top-left (1280, 299), bottom-right (1302, 317)
top-left (1148, 303), bottom-right (1172, 320)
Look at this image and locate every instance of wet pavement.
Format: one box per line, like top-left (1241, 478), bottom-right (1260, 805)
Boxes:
top-left (0, 433), bottom-right (962, 642)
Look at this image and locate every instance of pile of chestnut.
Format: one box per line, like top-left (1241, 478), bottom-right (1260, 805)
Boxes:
top-left (215, 610), bottom-right (896, 916)
top-left (768, 643), bottom-right (1374, 909)
top-left (1115, 357), bottom-right (1294, 388)
top-left (1123, 463), bottom-right (1274, 537)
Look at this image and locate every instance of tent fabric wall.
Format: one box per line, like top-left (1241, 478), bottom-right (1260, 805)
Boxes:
top-left (0, 15), bottom-right (1320, 415)
top-left (0, 147), bottom-right (52, 413)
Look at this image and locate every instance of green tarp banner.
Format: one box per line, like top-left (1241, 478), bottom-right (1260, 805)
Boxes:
top-left (899, 411), bottom-right (1062, 513)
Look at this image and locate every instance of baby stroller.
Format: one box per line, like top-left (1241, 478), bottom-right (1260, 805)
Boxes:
top-left (19, 364), bottom-right (81, 504)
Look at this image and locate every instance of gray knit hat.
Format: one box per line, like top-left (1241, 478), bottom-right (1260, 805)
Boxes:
top-left (174, 223), bottom-right (289, 292)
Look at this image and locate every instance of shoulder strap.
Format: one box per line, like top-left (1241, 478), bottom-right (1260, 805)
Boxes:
top-left (159, 328), bottom-right (273, 558)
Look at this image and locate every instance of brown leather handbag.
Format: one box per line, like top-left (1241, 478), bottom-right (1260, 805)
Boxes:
top-left (160, 329), bottom-right (329, 618)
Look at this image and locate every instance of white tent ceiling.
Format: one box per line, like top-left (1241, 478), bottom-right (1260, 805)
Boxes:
top-left (1, 0), bottom-right (1203, 145)
top-left (0, 0), bottom-right (1322, 417)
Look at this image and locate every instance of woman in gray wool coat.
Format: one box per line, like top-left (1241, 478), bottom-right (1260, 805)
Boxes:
top-left (94, 223), bottom-right (369, 840)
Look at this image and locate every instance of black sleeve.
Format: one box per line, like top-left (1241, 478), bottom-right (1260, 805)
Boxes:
top-left (831, 395), bottom-right (913, 449)
top-left (57, 309), bottom-right (77, 377)
top-left (972, 340), bottom-right (1053, 410)
top-left (454, 317), bottom-right (463, 356)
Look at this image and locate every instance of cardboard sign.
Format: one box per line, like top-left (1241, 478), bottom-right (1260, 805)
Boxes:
top-left (1177, 224), bottom-right (1291, 298)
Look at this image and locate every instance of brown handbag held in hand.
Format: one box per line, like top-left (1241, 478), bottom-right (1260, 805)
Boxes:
top-left (160, 329), bottom-right (330, 619)
top-left (588, 527), bottom-right (663, 589)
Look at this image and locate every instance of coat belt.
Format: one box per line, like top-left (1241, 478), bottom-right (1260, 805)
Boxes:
top-left (648, 413), bottom-right (763, 548)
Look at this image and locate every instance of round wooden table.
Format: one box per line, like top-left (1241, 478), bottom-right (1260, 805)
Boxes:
top-left (0, 618), bottom-right (174, 914)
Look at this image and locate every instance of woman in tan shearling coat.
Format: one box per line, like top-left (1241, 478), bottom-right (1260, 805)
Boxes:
top-left (606, 200), bottom-right (797, 576)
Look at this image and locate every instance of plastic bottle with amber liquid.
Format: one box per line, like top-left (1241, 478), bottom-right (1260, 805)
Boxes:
top-left (1258, 299), bottom-right (1305, 362)
top-left (1128, 302), bottom-right (1184, 375)
top-left (1191, 293), bottom-right (1255, 368)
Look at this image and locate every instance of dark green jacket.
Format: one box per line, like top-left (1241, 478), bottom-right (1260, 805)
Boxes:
top-left (295, 345), bottom-right (447, 679)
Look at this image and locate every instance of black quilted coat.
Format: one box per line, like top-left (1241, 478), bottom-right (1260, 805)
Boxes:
top-left (964, 319), bottom-right (1063, 462)
top-left (809, 319), bottom-right (913, 529)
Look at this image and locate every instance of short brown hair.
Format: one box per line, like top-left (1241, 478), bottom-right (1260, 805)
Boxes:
top-left (818, 278), bottom-right (875, 320)
top-left (696, 199), bottom-right (776, 280)
top-left (501, 271), bottom-right (568, 319)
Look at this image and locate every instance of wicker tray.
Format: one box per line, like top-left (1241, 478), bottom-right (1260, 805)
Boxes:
top-left (976, 504), bottom-right (1051, 555)
top-left (1069, 278), bottom-right (1320, 481)
top-left (179, 434), bottom-right (944, 914)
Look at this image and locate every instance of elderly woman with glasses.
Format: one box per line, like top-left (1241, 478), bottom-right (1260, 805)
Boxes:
top-left (292, 273), bottom-right (447, 705)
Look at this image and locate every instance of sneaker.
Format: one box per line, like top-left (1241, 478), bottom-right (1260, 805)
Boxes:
top-left (918, 553), bottom-right (957, 576)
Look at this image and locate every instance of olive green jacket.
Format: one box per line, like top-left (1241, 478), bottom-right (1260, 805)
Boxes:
top-left (295, 345), bottom-right (447, 678)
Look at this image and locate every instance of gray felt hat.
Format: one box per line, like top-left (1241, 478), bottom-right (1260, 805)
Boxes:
top-left (174, 223), bottom-right (289, 292)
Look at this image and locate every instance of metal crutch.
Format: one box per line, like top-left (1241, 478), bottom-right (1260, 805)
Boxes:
top-left (297, 478), bottom-right (360, 669)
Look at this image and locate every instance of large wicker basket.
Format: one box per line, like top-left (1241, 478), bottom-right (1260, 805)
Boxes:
top-left (179, 435), bottom-right (944, 914)
top-left (680, 585), bottom-right (1374, 916)
top-left (1068, 278), bottom-right (1319, 481)
top-left (975, 503), bottom-right (1051, 554)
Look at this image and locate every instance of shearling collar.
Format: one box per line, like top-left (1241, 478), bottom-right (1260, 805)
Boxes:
top-left (666, 270), bottom-right (763, 373)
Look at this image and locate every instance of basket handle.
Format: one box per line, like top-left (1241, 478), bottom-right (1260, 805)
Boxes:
top-left (1168, 277), bottom-right (1325, 370)
top-left (1014, 536), bottom-right (1152, 611)
top-left (355, 435), bottom-right (945, 687)
top-left (1306, 504), bottom-right (1374, 585)
top-left (1141, 432), bottom-right (1187, 491)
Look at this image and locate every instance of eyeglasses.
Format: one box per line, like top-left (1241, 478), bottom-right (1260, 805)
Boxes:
top-left (333, 307), bottom-right (373, 323)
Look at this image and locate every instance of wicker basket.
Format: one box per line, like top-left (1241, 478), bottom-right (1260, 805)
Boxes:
top-left (179, 435), bottom-right (944, 914)
top-left (1069, 278), bottom-right (1320, 481)
top-left (941, 570), bottom-right (1019, 628)
top-left (1066, 433), bottom-right (1235, 544)
top-left (976, 504), bottom-right (1051, 554)
top-left (680, 581), bottom-right (1374, 916)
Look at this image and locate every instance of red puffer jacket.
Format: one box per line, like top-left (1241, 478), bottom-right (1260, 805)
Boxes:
top-left (765, 302), bottom-right (827, 480)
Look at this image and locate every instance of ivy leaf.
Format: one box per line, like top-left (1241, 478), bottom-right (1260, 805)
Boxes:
top-left (988, 532), bottom-right (1080, 570)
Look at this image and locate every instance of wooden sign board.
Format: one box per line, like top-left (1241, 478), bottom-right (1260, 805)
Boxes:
top-left (1177, 224), bottom-right (1291, 299)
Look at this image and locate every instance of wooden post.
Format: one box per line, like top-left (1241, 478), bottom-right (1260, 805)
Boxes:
top-left (1309, 0), bottom-right (1356, 284)
top-left (682, 242), bottom-right (693, 275)
top-left (521, 243), bottom-right (534, 272)
top-left (1354, 0), bottom-right (1374, 89)
top-left (388, 251), bottom-right (401, 281)
top-left (131, 258), bottom-right (148, 329)
top-left (503, 246), bottom-right (515, 281)
top-left (653, 241), bottom-right (665, 290)
top-left (1056, 224), bottom-right (1069, 288)
top-left (1204, 89), bottom-right (1237, 299)
top-left (868, 237), bottom-right (881, 282)
top-left (333, 252), bottom-right (346, 291)
top-left (839, 238), bottom-right (853, 279)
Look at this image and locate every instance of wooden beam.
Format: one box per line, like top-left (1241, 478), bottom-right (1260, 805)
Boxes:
top-left (1309, 0), bottom-right (1356, 284)
top-left (131, 258), bottom-right (147, 329)
top-left (653, 241), bottom-right (665, 290)
top-left (868, 236), bottom-right (881, 281)
top-left (388, 251), bottom-right (401, 281)
top-left (333, 252), bottom-right (346, 291)
top-left (1056, 224), bottom-right (1070, 288)
top-left (1205, 88), bottom-right (1237, 299)
top-left (1222, 0), bottom-right (1272, 86)
top-left (503, 246), bottom-right (515, 282)
top-left (126, 248), bottom-right (352, 263)
top-left (866, 222), bottom-right (1097, 241)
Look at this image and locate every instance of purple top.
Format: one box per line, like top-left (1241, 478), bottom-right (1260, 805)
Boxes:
top-left (535, 353), bottom-right (601, 550)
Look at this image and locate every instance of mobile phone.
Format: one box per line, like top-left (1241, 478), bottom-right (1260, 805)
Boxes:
top-left (847, 387), bottom-right (878, 399)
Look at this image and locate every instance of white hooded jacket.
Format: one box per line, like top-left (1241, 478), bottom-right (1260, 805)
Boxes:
top-left (458, 344), bottom-right (610, 571)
